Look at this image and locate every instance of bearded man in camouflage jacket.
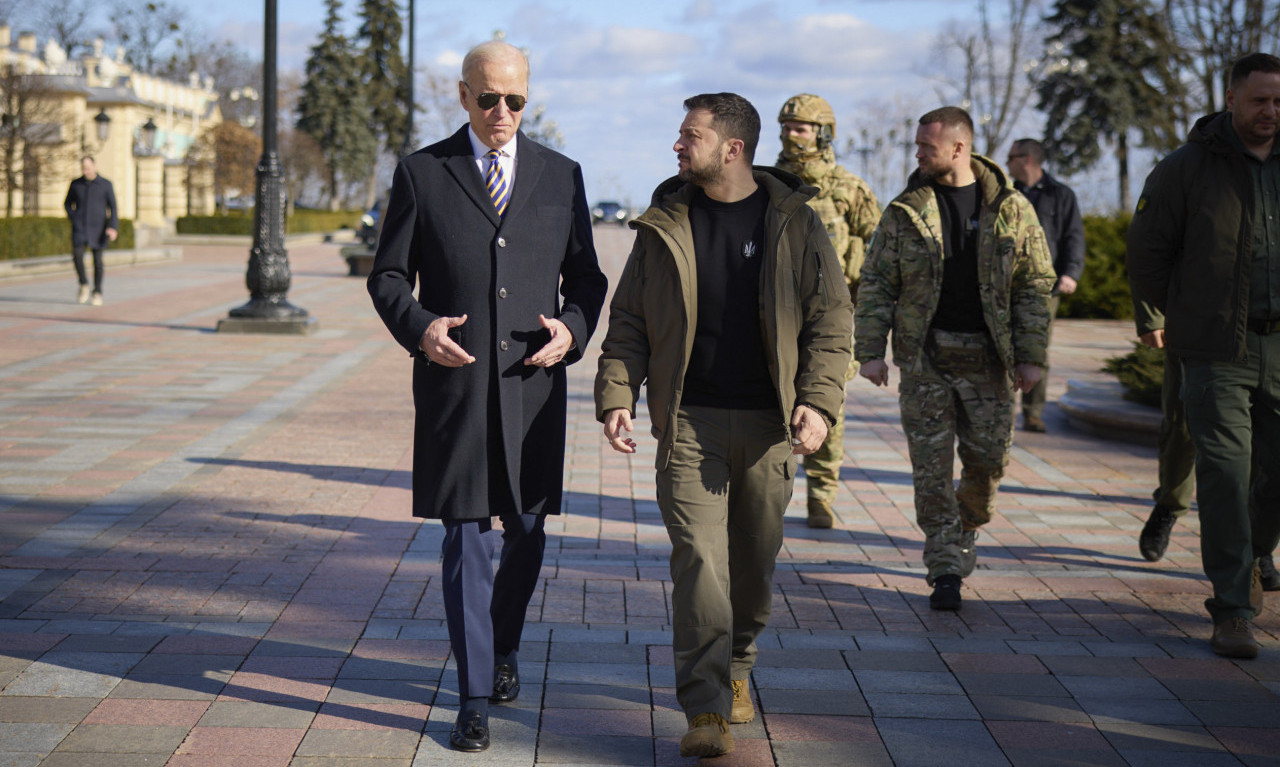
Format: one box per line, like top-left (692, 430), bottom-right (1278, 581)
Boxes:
top-left (776, 93), bottom-right (881, 528)
top-left (855, 106), bottom-right (1053, 611)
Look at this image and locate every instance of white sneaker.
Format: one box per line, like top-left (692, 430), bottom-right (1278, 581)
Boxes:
top-left (90, 291), bottom-right (103, 306)
top-left (77, 285), bottom-right (91, 304)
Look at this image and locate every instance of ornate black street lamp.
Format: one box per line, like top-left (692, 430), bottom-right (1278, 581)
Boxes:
top-left (94, 109), bottom-right (111, 143)
top-left (218, 0), bottom-right (315, 334)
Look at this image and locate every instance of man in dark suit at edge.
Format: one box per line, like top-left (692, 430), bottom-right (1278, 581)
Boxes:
top-left (367, 40), bottom-right (607, 752)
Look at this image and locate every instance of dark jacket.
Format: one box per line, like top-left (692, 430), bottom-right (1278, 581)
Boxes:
top-left (64, 175), bottom-right (118, 249)
top-left (1127, 112), bottom-right (1257, 362)
top-left (855, 154), bottom-right (1055, 374)
top-left (1014, 171), bottom-right (1085, 284)
top-left (368, 126), bottom-right (607, 519)
top-left (595, 167), bottom-right (853, 471)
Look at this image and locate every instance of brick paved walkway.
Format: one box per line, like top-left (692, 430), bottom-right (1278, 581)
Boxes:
top-left (0, 231), bottom-right (1277, 766)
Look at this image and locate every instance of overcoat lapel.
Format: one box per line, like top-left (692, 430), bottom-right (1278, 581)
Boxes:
top-left (442, 130), bottom-right (503, 227)
top-left (504, 134), bottom-right (546, 221)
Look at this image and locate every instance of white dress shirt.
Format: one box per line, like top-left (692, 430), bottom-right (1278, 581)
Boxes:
top-left (468, 126), bottom-right (518, 190)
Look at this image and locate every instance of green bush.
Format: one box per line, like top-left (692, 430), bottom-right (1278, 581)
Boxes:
top-left (175, 209), bottom-right (361, 236)
top-left (0, 217), bottom-right (135, 260)
top-left (1102, 341), bottom-right (1164, 407)
top-left (1058, 212), bottom-right (1134, 319)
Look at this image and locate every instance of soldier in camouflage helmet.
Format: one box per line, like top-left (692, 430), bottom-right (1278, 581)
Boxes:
top-left (776, 94), bottom-right (881, 529)
top-left (856, 106), bottom-right (1053, 611)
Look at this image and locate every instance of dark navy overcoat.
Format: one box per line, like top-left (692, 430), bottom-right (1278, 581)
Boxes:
top-left (368, 126), bottom-right (607, 520)
top-left (64, 175), bottom-right (118, 249)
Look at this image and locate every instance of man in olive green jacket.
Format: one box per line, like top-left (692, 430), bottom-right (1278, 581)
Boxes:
top-left (1126, 52), bottom-right (1280, 659)
top-left (856, 106), bottom-right (1053, 611)
top-left (595, 93), bottom-right (851, 758)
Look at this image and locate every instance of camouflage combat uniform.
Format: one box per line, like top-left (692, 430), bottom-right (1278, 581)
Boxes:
top-left (776, 95), bottom-right (881, 524)
top-left (854, 155), bottom-right (1053, 583)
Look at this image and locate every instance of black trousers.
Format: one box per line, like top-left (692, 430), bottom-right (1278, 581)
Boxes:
top-left (441, 513), bottom-right (545, 701)
top-left (72, 245), bottom-right (104, 292)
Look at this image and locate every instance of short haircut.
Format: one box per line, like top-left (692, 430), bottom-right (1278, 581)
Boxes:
top-left (1229, 52), bottom-right (1280, 89)
top-left (461, 41), bottom-right (529, 86)
top-left (81, 155), bottom-right (96, 164)
top-left (683, 92), bottom-right (761, 162)
top-left (919, 106), bottom-right (974, 142)
top-left (1012, 138), bottom-right (1045, 164)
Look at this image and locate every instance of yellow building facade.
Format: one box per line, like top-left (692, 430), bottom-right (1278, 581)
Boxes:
top-left (0, 25), bottom-right (223, 229)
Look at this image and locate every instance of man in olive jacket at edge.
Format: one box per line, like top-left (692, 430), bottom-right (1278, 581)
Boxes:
top-left (367, 41), bottom-right (607, 752)
top-left (1126, 52), bottom-right (1280, 660)
top-left (595, 92), bottom-right (852, 758)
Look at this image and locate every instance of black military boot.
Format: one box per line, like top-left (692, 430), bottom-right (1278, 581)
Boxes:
top-left (1139, 507), bottom-right (1177, 562)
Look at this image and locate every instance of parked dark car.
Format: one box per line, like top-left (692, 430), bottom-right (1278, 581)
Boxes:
top-left (358, 199), bottom-right (382, 248)
top-left (591, 200), bottom-right (628, 225)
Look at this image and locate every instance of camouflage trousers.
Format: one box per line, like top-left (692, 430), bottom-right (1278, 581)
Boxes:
top-left (900, 328), bottom-right (1013, 584)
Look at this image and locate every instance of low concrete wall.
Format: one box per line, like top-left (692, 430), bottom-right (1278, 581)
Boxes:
top-left (0, 247), bottom-right (182, 281)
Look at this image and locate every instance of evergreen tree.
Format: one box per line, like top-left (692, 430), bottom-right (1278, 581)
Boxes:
top-left (296, 0), bottom-right (377, 209)
top-left (356, 0), bottom-right (408, 156)
top-left (1035, 0), bottom-right (1183, 210)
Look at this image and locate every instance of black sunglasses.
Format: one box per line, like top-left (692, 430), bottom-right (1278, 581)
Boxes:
top-left (465, 83), bottom-right (526, 112)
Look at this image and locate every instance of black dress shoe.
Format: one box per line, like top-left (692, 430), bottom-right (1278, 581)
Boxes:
top-left (450, 710), bottom-right (490, 752)
top-left (490, 663), bottom-right (520, 703)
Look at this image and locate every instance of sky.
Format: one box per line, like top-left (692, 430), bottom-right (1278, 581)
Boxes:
top-left (170, 0), bottom-right (1120, 209)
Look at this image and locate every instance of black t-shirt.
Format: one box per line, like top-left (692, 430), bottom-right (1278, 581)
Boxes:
top-left (682, 185), bottom-right (779, 410)
top-left (930, 182), bottom-right (987, 333)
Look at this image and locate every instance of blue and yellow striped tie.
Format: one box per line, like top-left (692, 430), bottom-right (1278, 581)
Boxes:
top-left (485, 149), bottom-right (509, 217)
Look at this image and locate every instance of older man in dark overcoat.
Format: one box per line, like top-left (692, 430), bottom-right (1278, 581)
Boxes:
top-left (64, 155), bottom-right (118, 305)
top-left (367, 40), bottom-right (606, 752)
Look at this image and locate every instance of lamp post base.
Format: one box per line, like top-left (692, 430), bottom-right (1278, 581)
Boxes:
top-left (218, 297), bottom-right (317, 334)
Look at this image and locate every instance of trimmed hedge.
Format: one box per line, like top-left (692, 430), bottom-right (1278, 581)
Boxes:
top-left (176, 209), bottom-right (361, 236)
top-left (0, 217), bottom-right (136, 261)
top-left (1058, 212), bottom-right (1134, 320)
top-left (1102, 341), bottom-right (1164, 407)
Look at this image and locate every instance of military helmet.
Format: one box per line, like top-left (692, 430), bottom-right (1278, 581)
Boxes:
top-left (778, 93), bottom-right (836, 136)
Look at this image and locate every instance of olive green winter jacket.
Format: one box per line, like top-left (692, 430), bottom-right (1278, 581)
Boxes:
top-left (594, 167), bottom-right (853, 471)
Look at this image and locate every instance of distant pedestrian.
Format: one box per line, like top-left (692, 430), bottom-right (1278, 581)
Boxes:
top-left (596, 92), bottom-right (852, 758)
top-left (64, 156), bottom-right (117, 306)
top-left (856, 106), bottom-right (1054, 612)
top-left (1007, 138), bottom-right (1085, 433)
top-left (1127, 52), bottom-right (1280, 659)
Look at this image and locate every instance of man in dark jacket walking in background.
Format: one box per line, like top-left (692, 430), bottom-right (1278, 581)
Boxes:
top-left (1007, 138), bottom-right (1085, 433)
top-left (64, 156), bottom-right (117, 306)
top-left (1127, 52), bottom-right (1280, 659)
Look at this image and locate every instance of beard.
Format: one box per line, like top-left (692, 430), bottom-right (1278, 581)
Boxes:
top-left (679, 155), bottom-right (725, 187)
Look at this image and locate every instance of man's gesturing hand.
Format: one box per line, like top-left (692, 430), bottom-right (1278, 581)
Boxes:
top-left (526, 314), bottom-right (574, 367)
top-left (420, 314), bottom-right (476, 367)
top-left (603, 408), bottom-right (637, 454)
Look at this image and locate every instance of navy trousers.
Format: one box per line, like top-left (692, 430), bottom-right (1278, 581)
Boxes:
top-left (441, 513), bottom-right (546, 701)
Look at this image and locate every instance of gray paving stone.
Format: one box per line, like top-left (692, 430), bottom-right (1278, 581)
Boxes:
top-left (1184, 699), bottom-right (1280, 727)
top-left (52, 636), bottom-right (161, 654)
top-left (929, 637), bottom-right (1014, 655)
top-left (1055, 674), bottom-right (1175, 699)
top-left (1097, 722), bottom-right (1226, 752)
top-left (842, 650), bottom-right (948, 672)
top-left (337, 657), bottom-right (443, 681)
top-left (534, 734), bottom-right (653, 765)
top-left (1006, 639), bottom-right (1090, 655)
top-left (295, 729), bottom-right (420, 758)
top-left (548, 643), bottom-right (645, 664)
top-left (197, 700), bottom-right (317, 728)
top-left (544, 662), bottom-right (648, 688)
top-left (1004, 747), bottom-right (1128, 766)
top-left (756, 648), bottom-right (847, 669)
top-left (1082, 641), bottom-right (1172, 658)
top-left (0, 697), bottom-right (97, 723)
top-left (1075, 696), bottom-right (1200, 725)
top-left (876, 717), bottom-right (1007, 766)
top-left (129, 653), bottom-right (242, 676)
top-left (292, 759), bottom-right (412, 767)
top-left (252, 639), bottom-right (356, 657)
top-left (2, 663), bottom-right (126, 698)
top-left (864, 692), bottom-right (980, 719)
top-left (954, 672), bottom-right (1070, 697)
top-left (37, 754), bottom-right (168, 767)
top-left (751, 667), bottom-right (857, 691)
top-left (323, 679), bottom-right (434, 705)
top-left (1118, 751), bottom-right (1247, 767)
top-left (854, 670), bottom-right (964, 695)
top-left (772, 740), bottom-right (893, 767)
top-left (853, 635), bottom-right (936, 652)
top-left (107, 675), bottom-right (224, 699)
top-left (51, 723), bottom-right (187, 753)
top-left (1159, 677), bottom-right (1278, 702)
top-left (757, 687), bottom-right (870, 716)
top-left (543, 683), bottom-right (650, 710)
top-left (968, 694), bottom-right (1090, 722)
top-left (0, 722), bottom-right (73, 753)
top-left (0, 754), bottom-right (42, 767)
